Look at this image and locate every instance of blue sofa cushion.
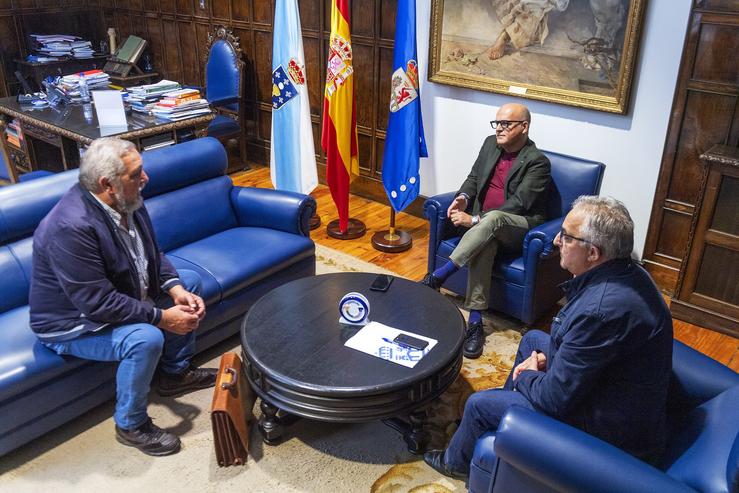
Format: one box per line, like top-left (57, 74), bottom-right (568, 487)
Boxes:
top-left (663, 385), bottom-right (739, 493)
top-left (0, 246), bottom-right (28, 313)
top-left (208, 114), bottom-right (240, 138)
top-left (142, 137), bottom-right (227, 199)
top-left (167, 227), bottom-right (314, 300)
top-left (166, 255), bottom-right (223, 306)
top-left (0, 170), bottom-right (78, 244)
top-left (145, 176), bottom-right (238, 252)
top-left (0, 306), bottom-right (88, 403)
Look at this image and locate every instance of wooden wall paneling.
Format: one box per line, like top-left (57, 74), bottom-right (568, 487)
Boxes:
top-left (162, 18), bottom-right (183, 82)
top-left (15, 0), bottom-right (36, 9)
top-left (303, 36), bottom-right (322, 116)
top-left (101, 0), bottom-right (114, 8)
top-left (161, 0), bottom-right (176, 14)
top-left (114, 11), bottom-right (132, 41)
top-left (0, 0), bottom-right (12, 9)
top-left (145, 16), bottom-right (165, 77)
top-left (252, 0), bottom-right (270, 25)
top-left (211, 0), bottom-right (229, 22)
top-left (129, 0), bottom-right (143, 12)
top-left (252, 29), bottom-right (272, 108)
top-left (193, 0), bottom-right (208, 18)
top-left (177, 20), bottom-right (198, 85)
top-left (176, 0), bottom-right (193, 16)
top-left (193, 21), bottom-right (210, 84)
top-left (231, 0), bottom-right (248, 23)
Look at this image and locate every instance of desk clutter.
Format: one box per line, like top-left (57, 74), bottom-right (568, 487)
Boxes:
top-left (28, 34), bottom-right (95, 61)
top-left (127, 83), bottom-right (211, 121)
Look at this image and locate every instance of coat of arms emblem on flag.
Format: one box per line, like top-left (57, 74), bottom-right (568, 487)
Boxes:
top-left (272, 59), bottom-right (305, 110)
top-left (325, 34), bottom-right (353, 97)
top-left (390, 60), bottom-right (420, 113)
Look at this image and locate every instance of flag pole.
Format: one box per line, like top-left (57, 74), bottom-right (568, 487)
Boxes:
top-left (371, 209), bottom-right (412, 252)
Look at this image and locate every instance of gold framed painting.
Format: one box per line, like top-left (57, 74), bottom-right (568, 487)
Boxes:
top-left (428, 0), bottom-right (647, 114)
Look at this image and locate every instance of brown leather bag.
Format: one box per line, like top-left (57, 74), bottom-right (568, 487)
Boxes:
top-left (211, 352), bottom-right (254, 466)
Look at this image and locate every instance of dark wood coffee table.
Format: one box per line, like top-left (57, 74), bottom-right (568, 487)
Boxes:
top-left (240, 272), bottom-right (465, 453)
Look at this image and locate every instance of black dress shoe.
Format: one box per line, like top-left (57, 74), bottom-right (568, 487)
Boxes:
top-left (115, 418), bottom-right (180, 456)
top-left (421, 273), bottom-right (442, 291)
top-left (423, 449), bottom-right (468, 480)
top-left (157, 367), bottom-right (217, 397)
top-left (463, 320), bottom-right (485, 359)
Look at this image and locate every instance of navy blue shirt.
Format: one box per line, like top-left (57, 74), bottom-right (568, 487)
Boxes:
top-left (514, 258), bottom-right (673, 460)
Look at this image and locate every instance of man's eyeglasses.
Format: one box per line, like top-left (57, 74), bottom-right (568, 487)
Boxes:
top-left (490, 120), bottom-right (527, 130)
top-left (558, 228), bottom-right (599, 249)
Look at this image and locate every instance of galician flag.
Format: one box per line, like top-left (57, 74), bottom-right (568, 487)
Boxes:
top-left (270, 0), bottom-right (318, 194)
top-left (382, 0), bottom-right (427, 212)
top-left (321, 0), bottom-right (359, 233)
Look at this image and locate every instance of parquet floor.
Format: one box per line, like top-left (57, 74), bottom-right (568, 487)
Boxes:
top-left (232, 166), bottom-right (739, 372)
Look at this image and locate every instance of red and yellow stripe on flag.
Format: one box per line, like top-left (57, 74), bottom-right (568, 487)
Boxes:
top-left (321, 0), bottom-right (359, 233)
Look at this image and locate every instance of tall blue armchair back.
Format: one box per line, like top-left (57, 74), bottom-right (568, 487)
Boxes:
top-left (206, 39), bottom-right (240, 113)
top-left (544, 150), bottom-right (605, 219)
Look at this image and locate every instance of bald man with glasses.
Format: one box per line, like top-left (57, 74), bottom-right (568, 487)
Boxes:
top-left (422, 103), bottom-right (551, 359)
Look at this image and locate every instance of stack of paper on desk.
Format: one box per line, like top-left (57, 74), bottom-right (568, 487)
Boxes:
top-left (344, 321), bottom-right (437, 369)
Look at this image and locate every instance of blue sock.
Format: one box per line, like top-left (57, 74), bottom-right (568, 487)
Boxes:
top-left (432, 260), bottom-right (459, 281)
top-left (468, 310), bottom-right (482, 325)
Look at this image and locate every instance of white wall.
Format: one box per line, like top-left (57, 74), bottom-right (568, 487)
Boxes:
top-left (416, 0), bottom-right (692, 257)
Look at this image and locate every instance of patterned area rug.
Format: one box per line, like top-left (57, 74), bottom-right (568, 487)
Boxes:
top-left (0, 245), bottom-right (523, 493)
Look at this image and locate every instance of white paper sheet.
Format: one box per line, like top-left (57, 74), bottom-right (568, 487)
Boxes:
top-left (344, 321), bottom-right (438, 369)
top-left (92, 90), bottom-right (127, 128)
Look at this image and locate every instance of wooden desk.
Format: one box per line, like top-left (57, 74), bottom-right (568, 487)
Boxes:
top-left (15, 56), bottom-right (109, 92)
top-left (108, 72), bottom-right (159, 88)
top-left (0, 97), bottom-right (214, 183)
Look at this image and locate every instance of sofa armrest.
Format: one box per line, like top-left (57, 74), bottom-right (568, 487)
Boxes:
top-left (230, 187), bottom-right (316, 236)
top-left (521, 217), bottom-right (563, 262)
top-left (494, 406), bottom-right (696, 493)
top-left (670, 340), bottom-right (739, 410)
top-left (423, 192), bottom-right (456, 272)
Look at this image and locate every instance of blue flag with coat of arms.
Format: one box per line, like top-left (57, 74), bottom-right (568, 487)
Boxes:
top-left (381, 0), bottom-right (428, 212)
top-left (270, 0), bottom-right (318, 194)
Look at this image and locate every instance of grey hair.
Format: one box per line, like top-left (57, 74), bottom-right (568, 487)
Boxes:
top-left (571, 196), bottom-right (634, 260)
top-left (78, 138), bottom-right (137, 192)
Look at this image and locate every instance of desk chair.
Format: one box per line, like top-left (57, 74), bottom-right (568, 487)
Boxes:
top-left (424, 151), bottom-right (605, 325)
top-left (204, 26), bottom-right (248, 172)
top-left (469, 340), bottom-right (739, 493)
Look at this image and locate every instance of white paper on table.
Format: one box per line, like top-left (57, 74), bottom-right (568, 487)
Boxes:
top-left (92, 90), bottom-right (127, 128)
top-left (344, 321), bottom-right (438, 369)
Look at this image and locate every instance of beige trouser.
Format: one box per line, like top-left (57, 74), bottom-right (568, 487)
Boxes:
top-left (449, 210), bottom-right (530, 310)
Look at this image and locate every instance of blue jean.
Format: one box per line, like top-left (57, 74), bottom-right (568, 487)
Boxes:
top-left (444, 329), bottom-right (551, 473)
top-left (43, 270), bottom-right (202, 430)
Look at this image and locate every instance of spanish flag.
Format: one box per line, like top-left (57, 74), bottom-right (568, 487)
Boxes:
top-left (321, 0), bottom-right (359, 233)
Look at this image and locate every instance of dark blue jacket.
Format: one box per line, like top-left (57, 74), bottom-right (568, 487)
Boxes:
top-left (514, 258), bottom-right (673, 460)
top-left (29, 184), bottom-right (181, 342)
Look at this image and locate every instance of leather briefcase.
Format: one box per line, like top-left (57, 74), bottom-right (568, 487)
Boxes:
top-left (211, 352), bottom-right (254, 466)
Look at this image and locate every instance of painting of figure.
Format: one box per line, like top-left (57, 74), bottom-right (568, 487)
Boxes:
top-left (428, 0), bottom-right (645, 113)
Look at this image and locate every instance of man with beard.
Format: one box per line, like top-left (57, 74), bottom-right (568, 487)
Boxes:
top-left (29, 137), bottom-right (216, 456)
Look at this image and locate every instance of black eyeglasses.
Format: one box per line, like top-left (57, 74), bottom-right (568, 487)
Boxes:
top-left (490, 120), bottom-right (527, 130)
top-left (558, 228), bottom-right (599, 248)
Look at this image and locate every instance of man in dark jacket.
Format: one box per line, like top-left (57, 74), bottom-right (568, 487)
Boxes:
top-left (424, 196), bottom-right (673, 479)
top-left (29, 137), bottom-right (216, 456)
top-left (422, 103), bottom-right (551, 358)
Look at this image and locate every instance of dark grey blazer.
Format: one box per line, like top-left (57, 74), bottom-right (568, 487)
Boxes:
top-left (458, 136), bottom-right (551, 227)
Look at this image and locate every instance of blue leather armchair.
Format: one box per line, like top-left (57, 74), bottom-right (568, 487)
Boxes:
top-left (204, 26), bottom-right (248, 172)
top-left (469, 340), bottom-right (739, 493)
top-left (424, 151), bottom-right (605, 325)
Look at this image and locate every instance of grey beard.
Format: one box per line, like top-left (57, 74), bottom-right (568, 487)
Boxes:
top-left (113, 190), bottom-right (143, 214)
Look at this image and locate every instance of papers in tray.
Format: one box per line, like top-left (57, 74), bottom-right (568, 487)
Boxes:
top-left (344, 321), bottom-right (437, 369)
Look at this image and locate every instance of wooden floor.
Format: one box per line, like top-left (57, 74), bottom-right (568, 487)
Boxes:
top-left (232, 166), bottom-right (739, 372)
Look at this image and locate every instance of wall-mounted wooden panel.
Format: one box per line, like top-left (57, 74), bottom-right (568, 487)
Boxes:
top-left (693, 23), bottom-right (739, 84)
top-left (212, 0), bottom-right (229, 21)
top-left (232, 0), bottom-right (249, 23)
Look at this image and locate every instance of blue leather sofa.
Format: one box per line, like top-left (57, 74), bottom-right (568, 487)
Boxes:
top-left (469, 340), bottom-right (739, 493)
top-left (0, 137), bottom-right (316, 456)
top-left (424, 150), bottom-right (605, 325)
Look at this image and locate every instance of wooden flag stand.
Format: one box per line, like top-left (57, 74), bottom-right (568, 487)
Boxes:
top-left (310, 214), bottom-right (321, 230)
top-left (371, 209), bottom-right (412, 253)
top-left (327, 217), bottom-right (366, 239)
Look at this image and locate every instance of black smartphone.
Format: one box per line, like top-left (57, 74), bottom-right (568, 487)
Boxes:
top-left (393, 333), bottom-right (429, 351)
top-left (370, 274), bottom-right (393, 292)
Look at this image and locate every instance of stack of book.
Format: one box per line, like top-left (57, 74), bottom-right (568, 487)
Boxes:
top-left (57, 70), bottom-right (111, 102)
top-left (29, 34), bottom-right (95, 59)
top-left (5, 120), bottom-right (23, 149)
top-left (125, 80), bottom-right (183, 115)
top-left (151, 89), bottom-right (211, 121)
